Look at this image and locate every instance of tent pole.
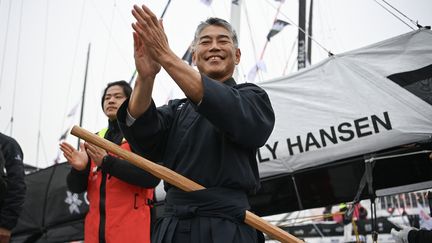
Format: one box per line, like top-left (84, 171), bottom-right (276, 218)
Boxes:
top-left (291, 175), bottom-right (304, 210)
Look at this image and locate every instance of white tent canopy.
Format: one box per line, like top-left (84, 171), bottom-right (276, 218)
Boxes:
top-left (258, 29), bottom-right (432, 177)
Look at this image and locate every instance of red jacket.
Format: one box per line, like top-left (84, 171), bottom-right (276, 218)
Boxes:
top-left (85, 141), bottom-right (154, 243)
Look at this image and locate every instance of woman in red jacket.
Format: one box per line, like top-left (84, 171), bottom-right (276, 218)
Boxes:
top-left (60, 81), bottom-right (160, 243)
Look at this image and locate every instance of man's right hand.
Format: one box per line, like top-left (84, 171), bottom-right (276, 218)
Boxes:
top-left (127, 30), bottom-right (161, 119)
top-left (133, 30), bottom-right (161, 83)
top-left (60, 142), bottom-right (88, 171)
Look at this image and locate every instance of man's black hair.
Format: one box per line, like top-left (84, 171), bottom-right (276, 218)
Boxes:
top-left (192, 17), bottom-right (238, 50)
top-left (101, 80), bottom-right (132, 108)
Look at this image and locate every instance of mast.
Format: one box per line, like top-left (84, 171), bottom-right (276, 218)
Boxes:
top-left (129, 0), bottom-right (172, 87)
top-left (297, 0), bottom-right (306, 70)
top-left (307, 0), bottom-right (313, 64)
top-left (77, 43), bottom-right (91, 148)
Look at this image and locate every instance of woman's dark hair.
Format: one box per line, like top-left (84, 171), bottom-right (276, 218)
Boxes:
top-left (101, 80), bottom-right (132, 108)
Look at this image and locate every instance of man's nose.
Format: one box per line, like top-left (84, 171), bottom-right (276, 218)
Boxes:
top-left (209, 40), bottom-right (220, 50)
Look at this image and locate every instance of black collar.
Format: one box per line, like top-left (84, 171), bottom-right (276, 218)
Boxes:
top-left (108, 119), bottom-right (119, 132)
top-left (223, 77), bottom-right (237, 87)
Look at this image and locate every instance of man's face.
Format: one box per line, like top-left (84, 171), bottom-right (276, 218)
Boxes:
top-left (103, 85), bottom-right (127, 120)
top-left (192, 25), bottom-right (241, 81)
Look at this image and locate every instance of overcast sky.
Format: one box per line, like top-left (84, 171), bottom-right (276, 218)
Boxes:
top-left (0, 0), bottom-right (431, 168)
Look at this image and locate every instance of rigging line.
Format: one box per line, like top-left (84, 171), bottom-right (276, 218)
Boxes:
top-left (372, 0), bottom-right (414, 30)
top-left (88, 0), bottom-right (130, 67)
top-left (3, 121), bottom-right (11, 133)
top-left (318, 1), bottom-right (344, 56)
top-left (264, 0), bottom-right (332, 55)
top-left (0, 0), bottom-right (13, 93)
top-left (128, 0), bottom-right (172, 87)
top-left (35, 131), bottom-right (47, 168)
top-left (36, 0), bottom-right (50, 163)
top-left (259, 0), bottom-right (283, 61)
top-left (160, 0), bottom-right (171, 19)
top-left (276, 212), bottom-right (293, 226)
top-left (206, 1), bottom-right (217, 16)
top-left (40, 133), bottom-right (48, 166)
top-left (242, 2), bottom-right (258, 73)
top-left (276, 212), bottom-right (349, 227)
top-left (9, 0), bottom-right (24, 136)
top-left (380, 0), bottom-right (422, 28)
top-left (282, 38), bottom-right (298, 76)
top-left (114, 2), bottom-right (130, 29)
top-left (269, 211), bottom-right (344, 223)
top-left (59, 0), bottom-right (86, 139)
top-left (365, 150), bottom-right (432, 162)
top-left (101, 0), bottom-right (117, 89)
top-left (252, 0), bottom-right (284, 82)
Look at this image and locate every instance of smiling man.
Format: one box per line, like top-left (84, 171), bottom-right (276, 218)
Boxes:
top-left (117, 5), bottom-right (275, 243)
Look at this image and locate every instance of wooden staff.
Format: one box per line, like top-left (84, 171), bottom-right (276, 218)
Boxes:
top-left (71, 125), bottom-right (303, 243)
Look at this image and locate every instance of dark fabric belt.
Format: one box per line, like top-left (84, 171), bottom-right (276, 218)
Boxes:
top-left (152, 187), bottom-right (257, 243)
top-left (164, 187), bottom-right (250, 223)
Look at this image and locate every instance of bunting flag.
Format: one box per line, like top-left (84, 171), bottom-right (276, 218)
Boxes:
top-left (54, 150), bottom-right (62, 164)
top-left (182, 44), bottom-right (193, 65)
top-left (59, 128), bottom-right (69, 141)
top-left (54, 128), bottom-right (70, 164)
top-left (247, 60), bottom-right (267, 82)
top-left (67, 102), bottom-right (80, 117)
top-left (200, 0), bottom-right (213, 6)
top-left (266, 19), bottom-right (290, 41)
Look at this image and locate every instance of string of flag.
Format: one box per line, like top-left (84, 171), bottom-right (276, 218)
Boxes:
top-left (181, 0), bottom-right (290, 82)
top-left (247, 0), bottom-right (289, 82)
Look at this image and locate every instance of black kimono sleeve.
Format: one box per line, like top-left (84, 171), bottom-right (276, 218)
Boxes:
top-left (66, 163), bottom-right (90, 193)
top-left (100, 155), bottom-right (160, 188)
top-left (196, 75), bottom-right (275, 148)
top-left (117, 99), bottom-right (181, 162)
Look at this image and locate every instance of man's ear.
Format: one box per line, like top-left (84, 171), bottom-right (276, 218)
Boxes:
top-left (235, 48), bottom-right (241, 65)
top-left (192, 51), bottom-right (197, 66)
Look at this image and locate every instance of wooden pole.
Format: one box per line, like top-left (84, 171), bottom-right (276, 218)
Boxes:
top-left (71, 125), bottom-right (303, 243)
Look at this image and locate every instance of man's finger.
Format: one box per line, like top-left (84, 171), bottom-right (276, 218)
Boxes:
top-left (132, 23), bottom-right (146, 40)
top-left (141, 4), bottom-right (159, 27)
top-left (62, 142), bottom-right (74, 151)
top-left (60, 144), bottom-right (72, 154)
top-left (132, 5), bottom-right (149, 27)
